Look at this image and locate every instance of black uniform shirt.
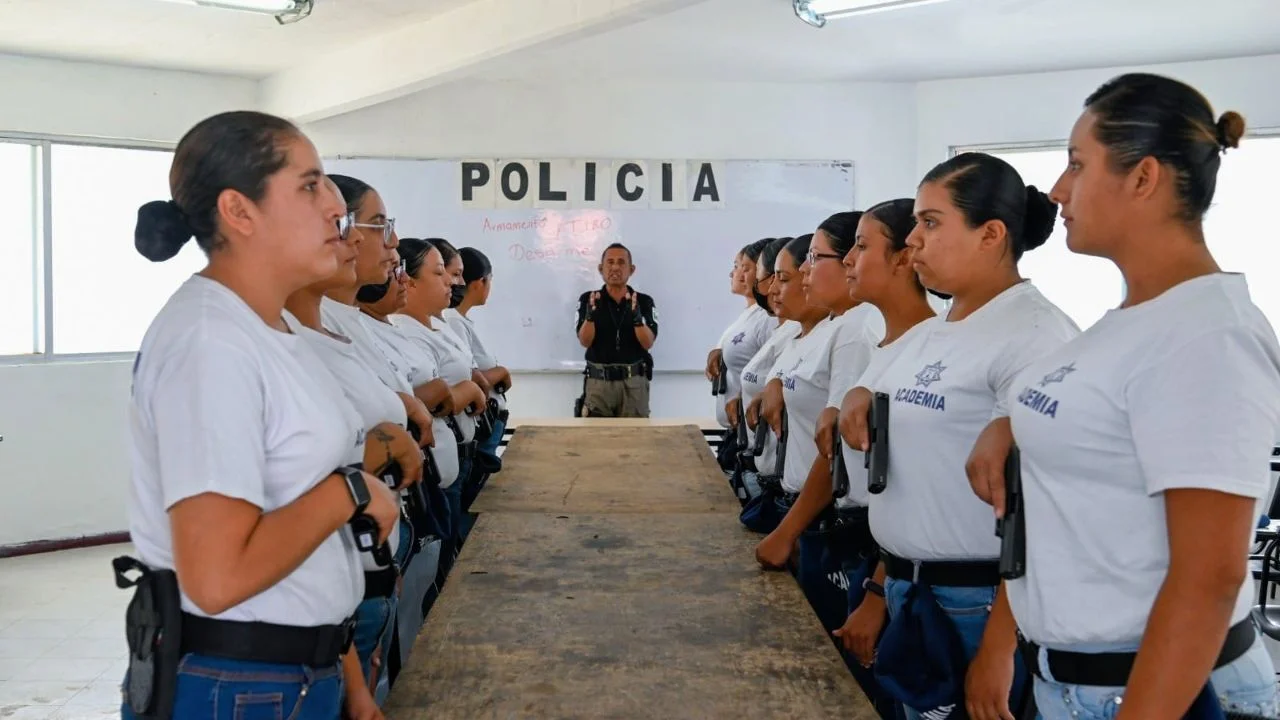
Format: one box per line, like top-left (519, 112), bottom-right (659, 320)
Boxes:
top-left (575, 285), bottom-right (659, 367)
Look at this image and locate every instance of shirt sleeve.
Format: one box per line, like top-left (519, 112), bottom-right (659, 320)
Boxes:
top-left (149, 338), bottom-right (268, 511)
top-left (575, 293), bottom-right (590, 332)
top-left (989, 312), bottom-right (1078, 418)
top-left (642, 295), bottom-right (659, 336)
top-left (1128, 326), bottom-right (1280, 498)
top-left (827, 324), bottom-right (877, 408)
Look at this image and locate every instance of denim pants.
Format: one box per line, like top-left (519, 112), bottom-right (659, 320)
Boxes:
top-left (884, 578), bottom-right (1028, 720)
top-left (1032, 634), bottom-right (1279, 719)
top-left (121, 654), bottom-right (343, 720)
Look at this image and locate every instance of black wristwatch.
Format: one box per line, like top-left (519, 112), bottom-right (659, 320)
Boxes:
top-left (339, 466), bottom-right (370, 520)
top-left (862, 578), bottom-right (885, 598)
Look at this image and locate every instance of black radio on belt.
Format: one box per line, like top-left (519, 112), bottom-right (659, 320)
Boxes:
top-left (712, 357), bottom-right (728, 396)
top-left (831, 430), bottom-right (850, 500)
top-left (865, 392), bottom-right (890, 495)
top-left (996, 445), bottom-right (1026, 580)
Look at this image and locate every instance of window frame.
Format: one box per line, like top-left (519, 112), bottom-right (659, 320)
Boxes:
top-left (0, 132), bottom-right (175, 366)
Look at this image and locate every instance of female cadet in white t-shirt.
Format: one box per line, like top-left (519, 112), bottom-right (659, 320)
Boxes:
top-left (744, 236), bottom-right (831, 531)
top-left (738, 237), bottom-right (798, 500)
top-left (391, 238), bottom-right (488, 564)
top-left (314, 176), bottom-right (459, 690)
top-left (754, 215), bottom-right (884, 616)
top-left (707, 240), bottom-right (776, 431)
top-left (824, 201), bottom-right (936, 666)
top-left (964, 74), bottom-right (1280, 720)
top-left (282, 195), bottom-right (430, 705)
top-left (123, 112), bottom-right (399, 720)
top-left (444, 246), bottom-right (513, 467)
top-left (839, 153), bottom-right (1079, 720)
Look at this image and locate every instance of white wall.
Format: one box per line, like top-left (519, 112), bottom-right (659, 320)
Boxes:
top-left (915, 54), bottom-right (1280, 174)
top-left (0, 54), bottom-right (257, 142)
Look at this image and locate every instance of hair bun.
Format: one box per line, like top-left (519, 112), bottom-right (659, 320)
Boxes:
top-left (1021, 185), bottom-right (1058, 253)
top-left (135, 200), bottom-right (193, 262)
top-left (1216, 110), bottom-right (1246, 150)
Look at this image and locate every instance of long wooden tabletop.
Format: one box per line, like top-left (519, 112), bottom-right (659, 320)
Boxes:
top-left (471, 425), bottom-right (739, 515)
top-left (387, 423), bottom-right (878, 719)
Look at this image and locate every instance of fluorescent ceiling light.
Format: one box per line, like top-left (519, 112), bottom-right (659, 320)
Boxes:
top-left (153, 0), bottom-right (313, 24)
top-left (803, 0), bottom-right (954, 21)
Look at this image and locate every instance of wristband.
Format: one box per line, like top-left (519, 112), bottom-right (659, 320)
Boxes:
top-left (631, 306), bottom-right (645, 327)
top-left (339, 466), bottom-right (371, 520)
top-left (862, 578), bottom-right (885, 598)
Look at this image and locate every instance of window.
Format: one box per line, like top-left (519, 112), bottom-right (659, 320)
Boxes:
top-left (985, 147), bottom-right (1125, 330)
top-left (982, 137), bottom-right (1278, 331)
top-left (0, 141), bottom-right (40, 355)
top-left (50, 144), bottom-right (203, 355)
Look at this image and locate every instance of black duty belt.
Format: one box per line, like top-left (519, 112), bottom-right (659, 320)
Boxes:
top-left (585, 362), bottom-right (646, 382)
top-left (180, 612), bottom-right (355, 668)
top-left (363, 567), bottom-right (398, 600)
top-left (1019, 618), bottom-right (1256, 687)
top-left (881, 550), bottom-right (1001, 588)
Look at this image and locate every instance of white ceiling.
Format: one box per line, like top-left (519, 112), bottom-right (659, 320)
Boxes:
top-left (474, 0), bottom-right (1280, 82)
top-left (0, 0), bottom-right (475, 77)
top-left (0, 0), bottom-right (1278, 83)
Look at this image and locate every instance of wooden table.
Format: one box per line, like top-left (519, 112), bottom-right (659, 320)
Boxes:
top-left (472, 425), bottom-right (739, 515)
top-left (387, 424), bottom-right (877, 719)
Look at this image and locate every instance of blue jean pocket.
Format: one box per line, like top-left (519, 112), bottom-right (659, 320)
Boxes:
top-left (233, 692), bottom-right (284, 720)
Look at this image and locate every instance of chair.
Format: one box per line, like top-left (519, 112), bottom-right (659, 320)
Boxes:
top-left (1249, 534), bottom-right (1280, 641)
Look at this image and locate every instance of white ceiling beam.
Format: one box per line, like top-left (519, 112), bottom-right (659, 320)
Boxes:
top-left (261, 0), bottom-right (705, 123)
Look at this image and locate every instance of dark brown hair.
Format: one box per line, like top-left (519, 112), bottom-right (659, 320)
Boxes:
top-left (135, 111), bottom-right (299, 262)
top-left (1085, 73), bottom-right (1244, 223)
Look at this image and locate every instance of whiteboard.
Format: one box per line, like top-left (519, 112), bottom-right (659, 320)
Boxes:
top-left (324, 158), bottom-right (854, 372)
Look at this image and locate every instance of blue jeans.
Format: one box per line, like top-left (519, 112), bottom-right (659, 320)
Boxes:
top-left (1033, 635), bottom-right (1279, 719)
top-left (741, 470), bottom-right (762, 500)
top-left (884, 578), bottom-right (1027, 720)
top-left (121, 654), bottom-right (343, 720)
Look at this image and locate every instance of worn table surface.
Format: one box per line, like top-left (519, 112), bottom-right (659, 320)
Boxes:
top-left (471, 425), bottom-right (739, 515)
top-left (386, 512), bottom-right (878, 719)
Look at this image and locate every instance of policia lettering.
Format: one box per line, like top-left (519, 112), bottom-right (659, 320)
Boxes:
top-left (575, 244), bottom-right (658, 418)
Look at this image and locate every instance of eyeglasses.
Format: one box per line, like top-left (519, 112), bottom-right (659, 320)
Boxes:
top-left (354, 217), bottom-right (397, 247)
top-left (336, 212), bottom-right (356, 241)
top-left (806, 249), bottom-right (844, 266)
top-left (392, 259), bottom-right (407, 282)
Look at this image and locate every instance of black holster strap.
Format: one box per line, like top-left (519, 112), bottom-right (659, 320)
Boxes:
top-left (756, 474), bottom-right (784, 496)
top-left (1020, 618), bottom-right (1256, 687)
top-left (180, 613), bottom-right (355, 668)
top-left (363, 567), bottom-right (398, 600)
top-left (882, 551), bottom-right (1001, 587)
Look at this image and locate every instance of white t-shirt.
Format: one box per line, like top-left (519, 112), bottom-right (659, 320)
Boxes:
top-left (830, 318), bottom-right (932, 508)
top-left (1007, 274), bottom-right (1280, 647)
top-left (776, 305), bottom-right (883, 499)
top-left (865, 282), bottom-right (1079, 561)
top-left (129, 276), bottom-right (364, 625)
top-left (320, 297), bottom-right (413, 394)
top-left (390, 314), bottom-right (478, 444)
top-left (741, 320), bottom-right (800, 475)
top-left (443, 308), bottom-right (507, 412)
top-left (320, 299), bottom-right (459, 489)
top-left (715, 304), bottom-right (775, 427)
top-left (284, 312), bottom-right (407, 572)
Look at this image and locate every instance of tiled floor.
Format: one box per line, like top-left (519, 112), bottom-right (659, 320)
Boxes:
top-left (0, 543), bottom-right (131, 719)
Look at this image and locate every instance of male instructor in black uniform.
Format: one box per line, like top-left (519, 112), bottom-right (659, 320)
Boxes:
top-left (574, 243), bottom-right (659, 417)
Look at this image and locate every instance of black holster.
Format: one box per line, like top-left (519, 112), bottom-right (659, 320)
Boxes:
top-left (114, 556), bottom-right (182, 720)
